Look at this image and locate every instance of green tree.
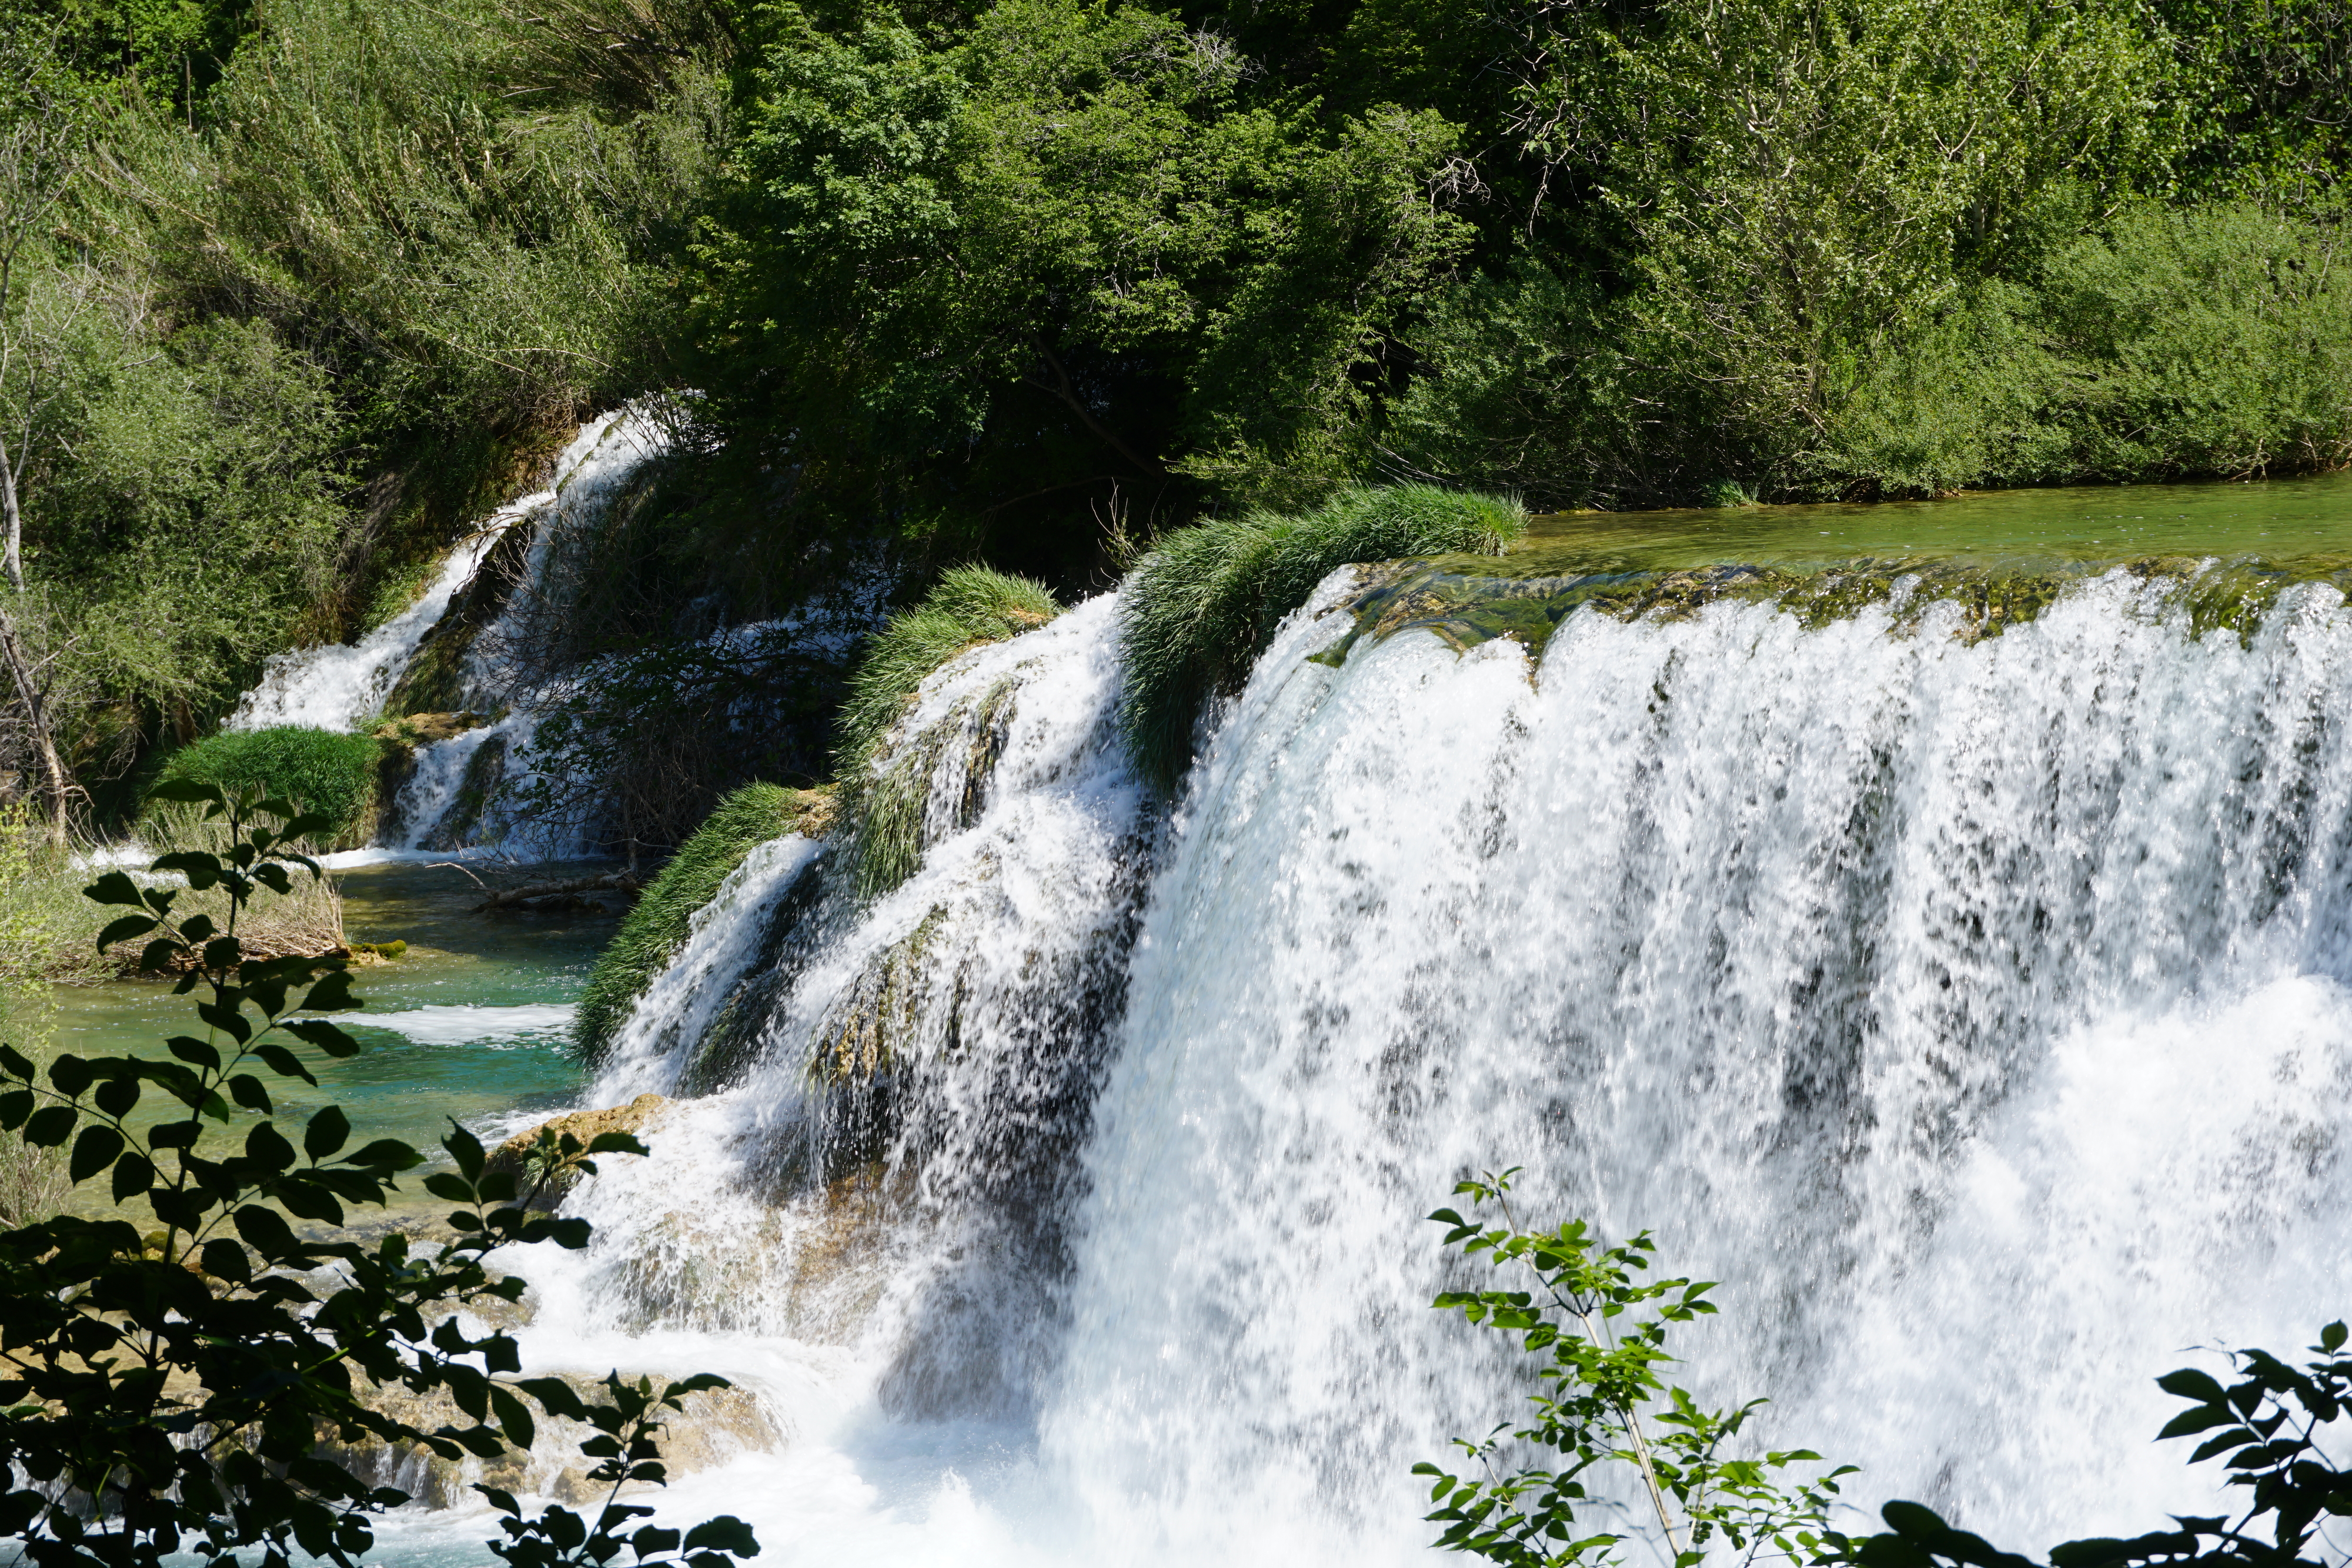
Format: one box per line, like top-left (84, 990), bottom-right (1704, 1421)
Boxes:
top-left (687, 0), bottom-right (1471, 566)
top-left (0, 777), bottom-right (761, 1568)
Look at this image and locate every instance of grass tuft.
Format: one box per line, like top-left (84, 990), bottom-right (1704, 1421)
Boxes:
top-left (573, 782), bottom-right (834, 1066)
top-left (836, 567), bottom-right (1060, 898)
top-left (1117, 483), bottom-right (1525, 790)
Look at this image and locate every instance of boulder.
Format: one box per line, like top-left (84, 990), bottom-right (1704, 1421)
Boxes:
top-left (487, 1093), bottom-right (667, 1207)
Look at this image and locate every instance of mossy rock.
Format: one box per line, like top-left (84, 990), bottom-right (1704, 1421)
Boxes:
top-left (573, 784), bottom-right (837, 1066)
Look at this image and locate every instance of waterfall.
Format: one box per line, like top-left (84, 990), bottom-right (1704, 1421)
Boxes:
top-left (226, 412), bottom-right (649, 740)
top-left (489, 561), bottom-right (2352, 1565)
top-left (376, 408), bottom-right (673, 854)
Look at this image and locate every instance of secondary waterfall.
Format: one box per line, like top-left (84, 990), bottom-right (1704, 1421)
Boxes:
top-left (489, 560), bottom-right (2352, 1566)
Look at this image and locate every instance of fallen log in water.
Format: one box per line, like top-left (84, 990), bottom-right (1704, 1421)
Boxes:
top-left (472, 871), bottom-right (644, 913)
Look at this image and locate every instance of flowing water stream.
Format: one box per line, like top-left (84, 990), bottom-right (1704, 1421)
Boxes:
top-left (58, 470), bottom-right (2352, 1565)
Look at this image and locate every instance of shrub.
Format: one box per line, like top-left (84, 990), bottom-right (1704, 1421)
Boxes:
top-left (1118, 483), bottom-right (1525, 791)
top-left (157, 728), bottom-right (386, 846)
top-left (0, 780), bottom-right (757, 1568)
top-left (573, 781), bottom-right (834, 1065)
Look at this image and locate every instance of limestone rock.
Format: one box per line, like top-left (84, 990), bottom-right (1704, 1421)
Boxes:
top-left (487, 1093), bottom-right (667, 1206)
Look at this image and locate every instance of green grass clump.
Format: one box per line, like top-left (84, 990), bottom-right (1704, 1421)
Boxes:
top-left (836, 567), bottom-right (1061, 898)
top-left (156, 728), bottom-right (387, 846)
top-left (573, 783), bottom-right (833, 1066)
top-left (1118, 483), bottom-right (1525, 790)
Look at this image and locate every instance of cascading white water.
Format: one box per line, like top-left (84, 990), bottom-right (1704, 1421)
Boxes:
top-left (226, 411), bottom-right (649, 740)
top-left (225, 534), bottom-right (499, 734)
top-left (475, 563), bottom-right (2352, 1567)
top-left (379, 408), bottom-right (673, 855)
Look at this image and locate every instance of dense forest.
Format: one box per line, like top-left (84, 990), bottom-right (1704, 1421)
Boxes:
top-left (0, 0), bottom-right (2347, 833)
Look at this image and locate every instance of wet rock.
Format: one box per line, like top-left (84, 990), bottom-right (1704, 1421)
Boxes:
top-left (487, 1093), bottom-right (667, 1206)
top-left (320, 1370), bottom-right (782, 1511)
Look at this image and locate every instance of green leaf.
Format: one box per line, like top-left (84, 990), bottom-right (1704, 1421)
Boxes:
top-left (305, 1105), bottom-right (350, 1160)
top-left (490, 1387), bottom-right (535, 1451)
top-left (346, 1138), bottom-right (423, 1170)
top-left (166, 1035), bottom-right (222, 1071)
top-left (682, 1516), bottom-right (759, 1554)
top-left (200, 1238), bottom-right (252, 1283)
top-left (303, 969), bottom-right (360, 1012)
top-left (111, 1152), bottom-right (154, 1203)
top-left (85, 871), bottom-right (146, 908)
top-left (2157, 1369), bottom-right (2229, 1404)
top-left (232, 1203), bottom-right (300, 1259)
top-left (517, 1378), bottom-right (592, 1421)
top-left (283, 1018), bottom-right (360, 1058)
top-left (2157, 1405), bottom-right (2238, 1439)
top-left (423, 1172), bottom-right (476, 1203)
top-left (446, 1121), bottom-right (486, 1181)
top-left (95, 914), bottom-right (159, 950)
top-left (584, 1131), bottom-right (649, 1157)
top-left (138, 938), bottom-right (181, 973)
top-left (228, 1075), bottom-right (273, 1115)
top-left (2323, 1322), bottom-right (2347, 1354)
top-left (68, 1125), bottom-right (124, 1184)
top-left (0, 1090), bottom-right (31, 1131)
top-left (151, 851), bottom-right (224, 890)
top-left (1880, 1502), bottom-right (1952, 1540)
top-left (23, 1105), bottom-right (76, 1148)
top-left (48, 1055), bottom-right (92, 1096)
top-left (145, 778), bottom-right (226, 807)
top-left (253, 1044), bottom-right (318, 1086)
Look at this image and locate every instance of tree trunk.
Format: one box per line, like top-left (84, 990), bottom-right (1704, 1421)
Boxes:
top-left (0, 431), bottom-right (22, 594)
top-left (0, 594), bottom-right (67, 841)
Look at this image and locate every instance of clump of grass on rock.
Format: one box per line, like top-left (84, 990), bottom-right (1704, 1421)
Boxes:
top-left (573, 783), bottom-right (836, 1066)
top-left (836, 567), bottom-right (1061, 898)
top-left (1119, 483), bottom-right (1525, 790)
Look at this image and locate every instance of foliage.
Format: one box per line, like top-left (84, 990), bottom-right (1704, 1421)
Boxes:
top-left (1415, 1169), bottom-right (1852, 1568)
top-left (1118, 483), bottom-right (1523, 790)
top-left (1826, 1323), bottom-right (2352, 1568)
top-left (0, 777), bottom-right (760, 1568)
top-left (832, 565), bottom-right (1058, 895)
top-left (158, 727), bottom-right (385, 845)
top-left (683, 0), bottom-right (1471, 570)
top-left (573, 780), bottom-right (830, 1065)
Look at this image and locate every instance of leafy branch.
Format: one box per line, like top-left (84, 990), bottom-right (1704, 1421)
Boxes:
top-left (0, 777), bottom-right (761, 1568)
top-left (1416, 1168), bottom-right (1853, 1568)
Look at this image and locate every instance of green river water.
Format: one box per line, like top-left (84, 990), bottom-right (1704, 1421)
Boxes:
top-left (44, 861), bottom-right (613, 1213)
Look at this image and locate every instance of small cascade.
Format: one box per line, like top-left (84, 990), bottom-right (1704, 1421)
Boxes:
top-left (377, 408), bottom-right (673, 855)
top-left (224, 534), bottom-right (501, 734)
top-left (480, 558), bottom-right (2352, 1566)
top-left (550, 592), bottom-right (1149, 1423)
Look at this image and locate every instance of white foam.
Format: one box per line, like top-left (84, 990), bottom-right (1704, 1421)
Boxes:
top-left (359, 1003), bottom-right (577, 1047)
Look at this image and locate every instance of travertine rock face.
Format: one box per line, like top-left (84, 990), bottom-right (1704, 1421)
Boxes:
top-left (320, 1370), bottom-right (782, 1510)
